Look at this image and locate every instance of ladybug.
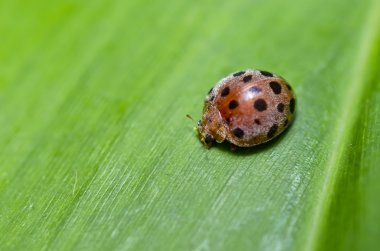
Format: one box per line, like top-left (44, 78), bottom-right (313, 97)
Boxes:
top-left (198, 69), bottom-right (295, 148)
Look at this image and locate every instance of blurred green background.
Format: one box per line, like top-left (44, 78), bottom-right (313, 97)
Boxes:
top-left (0, 0), bottom-right (379, 250)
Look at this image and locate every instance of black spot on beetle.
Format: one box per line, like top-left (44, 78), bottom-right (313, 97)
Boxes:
top-left (254, 119), bottom-right (261, 125)
top-left (243, 75), bottom-right (252, 83)
top-left (233, 71), bottom-right (245, 77)
top-left (210, 96), bottom-right (215, 101)
top-left (260, 70), bottom-right (273, 77)
top-left (254, 99), bottom-right (267, 111)
top-left (269, 81), bottom-right (282, 94)
top-left (267, 124), bottom-right (278, 139)
top-left (277, 103), bottom-right (285, 113)
top-left (233, 127), bottom-right (245, 138)
top-left (221, 87), bottom-right (230, 97)
top-left (289, 98), bottom-right (295, 113)
top-left (229, 100), bottom-right (239, 109)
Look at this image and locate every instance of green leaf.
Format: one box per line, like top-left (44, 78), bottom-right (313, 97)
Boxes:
top-left (0, 0), bottom-right (379, 250)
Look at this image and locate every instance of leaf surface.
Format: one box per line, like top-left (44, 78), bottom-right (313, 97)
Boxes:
top-left (0, 0), bottom-right (379, 250)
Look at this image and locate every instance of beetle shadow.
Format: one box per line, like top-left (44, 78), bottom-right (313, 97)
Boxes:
top-left (215, 121), bottom-right (295, 156)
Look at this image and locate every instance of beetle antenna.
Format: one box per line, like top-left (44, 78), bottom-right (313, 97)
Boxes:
top-left (186, 114), bottom-right (199, 131)
top-left (186, 114), bottom-right (194, 122)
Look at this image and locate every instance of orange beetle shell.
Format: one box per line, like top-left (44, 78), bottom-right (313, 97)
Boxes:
top-left (198, 69), bottom-right (295, 148)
